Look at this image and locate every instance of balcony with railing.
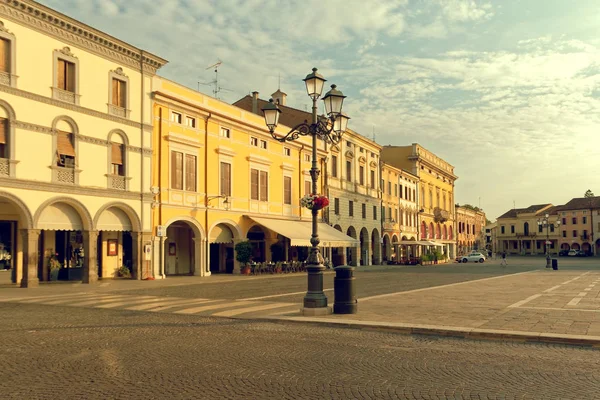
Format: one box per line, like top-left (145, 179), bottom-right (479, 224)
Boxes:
top-left (0, 158), bottom-right (9, 177)
top-left (53, 166), bottom-right (75, 184)
top-left (109, 175), bottom-right (126, 190)
top-left (52, 87), bottom-right (80, 105)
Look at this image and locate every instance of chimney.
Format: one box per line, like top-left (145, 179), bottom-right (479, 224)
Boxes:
top-left (251, 91), bottom-right (259, 114)
top-left (271, 89), bottom-right (287, 106)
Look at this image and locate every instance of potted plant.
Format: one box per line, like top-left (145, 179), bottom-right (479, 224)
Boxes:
top-left (117, 266), bottom-right (131, 279)
top-left (47, 252), bottom-right (61, 281)
top-left (235, 241), bottom-right (253, 275)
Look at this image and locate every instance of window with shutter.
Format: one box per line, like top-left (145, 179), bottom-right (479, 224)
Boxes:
top-left (331, 155), bottom-right (337, 177)
top-left (57, 59), bottom-right (66, 90)
top-left (57, 131), bottom-right (75, 159)
top-left (220, 162), bottom-right (231, 196)
top-left (112, 78), bottom-right (126, 107)
top-left (283, 176), bottom-right (291, 205)
top-left (250, 169), bottom-right (259, 200)
top-left (260, 171), bottom-right (268, 201)
top-left (111, 143), bottom-right (123, 176)
top-left (0, 118), bottom-right (6, 158)
top-left (0, 39), bottom-right (8, 73)
top-left (171, 151), bottom-right (183, 190)
top-left (185, 154), bottom-right (196, 191)
top-left (305, 180), bottom-right (311, 196)
top-left (359, 166), bottom-right (364, 185)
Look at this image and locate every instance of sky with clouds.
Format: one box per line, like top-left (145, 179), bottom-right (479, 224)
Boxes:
top-left (39, 0), bottom-right (600, 219)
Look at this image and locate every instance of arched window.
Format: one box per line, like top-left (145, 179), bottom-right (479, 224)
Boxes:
top-left (107, 130), bottom-right (129, 190)
top-left (52, 116), bottom-right (79, 184)
top-left (0, 99), bottom-right (15, 177)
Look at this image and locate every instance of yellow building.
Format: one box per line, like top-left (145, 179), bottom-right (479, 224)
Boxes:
top-left (0, 0), bottom-right (166, 287)
top-left (152, 80), bottom-right (355, 276)
top-left (455, 205), bottom-right (487, 254)
top-left (381, 144), bottom-right (457, 259)
top-left (380, 163), bottom-right (419, 263)
top-left (496, 204), bottom-right (559, 255)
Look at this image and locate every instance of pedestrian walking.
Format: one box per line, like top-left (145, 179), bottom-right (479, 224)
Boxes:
top-left (501, 251), bottom-right (507, 267)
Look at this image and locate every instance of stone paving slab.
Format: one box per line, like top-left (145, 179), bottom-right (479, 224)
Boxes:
top-left (270, 269), bottom-right (600, 346)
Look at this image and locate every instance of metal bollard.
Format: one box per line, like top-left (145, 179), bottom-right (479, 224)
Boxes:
top-left (333, 265), bottom-right (357, 314)
top-left (552, 258), bottom-right (558, 270)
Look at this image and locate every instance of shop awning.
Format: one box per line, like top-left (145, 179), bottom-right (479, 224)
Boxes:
top-left (393, 240), bottom-right (419, 245)
top-left (248, 217), bottom-right (359, 248)
top-left (419, 240), bottom-right (445, 247)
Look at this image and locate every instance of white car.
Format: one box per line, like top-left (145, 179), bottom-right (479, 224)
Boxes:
top-left (461, 252), bottom-right (486, 263)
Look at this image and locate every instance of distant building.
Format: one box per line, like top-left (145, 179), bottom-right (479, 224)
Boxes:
top-left (456, 205), bottom-right (487, 254)
top-left (496, 204), bottom-right (560, 255)
top-left (556, 197), bottom-right (600, 256)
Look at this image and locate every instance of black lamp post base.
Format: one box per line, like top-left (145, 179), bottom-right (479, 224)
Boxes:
top-left (302, 263), bottom-right (330, 313)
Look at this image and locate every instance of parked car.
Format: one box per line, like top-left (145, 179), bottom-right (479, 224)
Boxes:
top-left (558, 249), bottom-right (569, 256)
top-left (576, 250), bottom-right (590, 257)
top-left (567, 250), bottom-right (578, 257)
top-left (461, 252), bottom-right (486, 263)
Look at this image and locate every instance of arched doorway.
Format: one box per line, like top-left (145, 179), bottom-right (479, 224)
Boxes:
top-left (94, 204), bottom-right (139, 279)
top-left (443, 225), bottom-right (448, 240)
top-left (0, 191), bottom-right (34, 286)
top-left (35, 198), bottom-right (93, 282)
top-left (360, 227), bottom-right (370, 266)
top-left (420, 221), bottom-right (427, 239)
top-left (247, 225), bottom-right (267, 262)
top-left (436, 223), bottom-right (441, 240)
top-left (429, 222), bottom-right (434, 239)
top-left (391, 234), bottom-right (399, 263)
top-left (332, 224), bottom-right (344, 266)
top-left (524, 222), bottom-right (529, 236)
top-left (346, 226), bottom-right (357, 266)
top-left (561, 243), bottom-right (570, 250)
top-left (209, 223), bottom-right (235, 273)
top-left (382, 234), bottom-right (391, 263)
top-left (582, 242), bottom-right (591, 255)
top-left (571, 243), bottom-right (581, 251)
top-left (371, 228), bottom-right (381, 265)
top-left (165, 221), bottom-right (196, 276)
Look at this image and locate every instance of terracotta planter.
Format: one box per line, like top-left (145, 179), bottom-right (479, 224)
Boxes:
top-left (241, 266), bottom-right (251, 275)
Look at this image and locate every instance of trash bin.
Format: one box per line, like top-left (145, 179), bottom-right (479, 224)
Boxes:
top-left (333, 265), bottom-right (357, 314)
top-left (552, 258), bottom-right (558, 270)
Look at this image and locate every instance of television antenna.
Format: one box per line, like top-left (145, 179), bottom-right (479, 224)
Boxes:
top-left (196, 60), bottom-right (232, 100)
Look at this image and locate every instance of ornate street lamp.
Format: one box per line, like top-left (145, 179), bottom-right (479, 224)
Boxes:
top-left (261, 68), bottom-right (349, 313)
top-left (538, 213), bottom-right (560, 268)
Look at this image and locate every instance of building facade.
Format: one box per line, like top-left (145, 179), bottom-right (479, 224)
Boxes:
top-left (556, 197), bottom-right (600, 256)
top-left (381, 144), bottom-right (457, 259)
top-left (496, 204), bottom-right (561, 255)
top-left (455, 205), bottom-right (487, 254)
top-left (234, 91), bottom-right (370, 267)
top-left (484, 222), bottom-right (497, 254)
top-left (0, 0), bottom-right (166, 287)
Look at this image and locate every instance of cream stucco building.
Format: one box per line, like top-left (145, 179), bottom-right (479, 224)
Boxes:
top-left (0, 0), bottom-right (166, 286)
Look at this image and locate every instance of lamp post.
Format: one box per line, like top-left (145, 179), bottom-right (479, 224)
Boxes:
top-left (537, 213), bottom-right (560, 268)
top-left (261, 68), bottom-right (349, 313)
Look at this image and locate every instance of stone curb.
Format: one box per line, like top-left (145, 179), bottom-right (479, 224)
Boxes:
top-left (255, 315), bottom-right (600, 348)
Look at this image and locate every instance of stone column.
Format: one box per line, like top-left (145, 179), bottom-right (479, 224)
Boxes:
top-left (82, 230), bottom-right (99, 284)
top-left (192, 237), bottom-right (202, 276)
top-left (152, 236), bottom-right (165, 279)
top-left (131, 232), bottom-right (141, 280)
top-left (19, 229), bottom-right (40, 288)
top-left (232, 239), bottom-right (243, 274)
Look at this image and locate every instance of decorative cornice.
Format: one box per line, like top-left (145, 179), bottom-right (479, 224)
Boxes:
top-left (0, 0), bottom-right (168, 74)
top-left (358, 156), bottom-right (366, 164)
top-left (247, 154), bottom-right (272, 166)
top-left (369, 161), bottom-right (377, 168)
top-left (216, 146), bottom-right (236, 157)
top-left (0, 83), bottom-right (152, 131)
top-left (57, 46), bottom-right (76, 58)
top-left (166, 133), bottom-right (203, 148)
top-left (0, 175), bottom-right (152, 200)
top-left (280, 163), bottom-right (295, 172)
top-left (112, 67), bottom-right (127, 78)
top-left (0, 19), bottom-right (11, 34)
top-left (13, 119), bottom-right (151, 154)
top-left (345, 150), bottom-right (354, 159)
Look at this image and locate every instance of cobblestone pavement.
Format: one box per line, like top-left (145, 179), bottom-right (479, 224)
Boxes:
top-left (1, 302), bottom-right (600, 400)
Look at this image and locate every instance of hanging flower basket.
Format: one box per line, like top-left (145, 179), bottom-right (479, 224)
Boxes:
top-left (300, 194), bottom-right (330, 211)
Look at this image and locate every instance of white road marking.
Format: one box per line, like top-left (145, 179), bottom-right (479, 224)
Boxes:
top-left (361, 270), bottom-right (538, 302)
top-left (95, 297), bottom-right (164, 309)
top-left (240, 288), bottom-right (333, 301)
top-left (125, 298), bottom-right (208, 311)
top-left (519, 305), bottom-right (600, 313)
top-left (174, 301), bottom-right (260, 315)
top-left (45, 295), bottom-right (130, 306)
top-left (567, 297), bottom-right (583, 306)
top-left (544, 285), bottom-right (562, 293)
top-left (508, 294), bottom-right (542, 309)
top-left (145, 299), bottom-right (221, 312)
top-left (578, 292), bottom-right (588, 297)
top-left (212, 302), bottom-right (295, 317)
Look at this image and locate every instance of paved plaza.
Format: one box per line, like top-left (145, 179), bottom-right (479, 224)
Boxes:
top-left (2, 257), bottom-right (600, 398)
